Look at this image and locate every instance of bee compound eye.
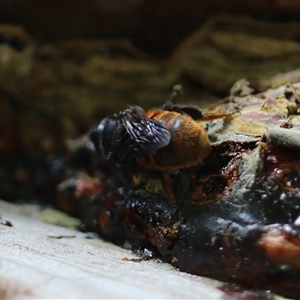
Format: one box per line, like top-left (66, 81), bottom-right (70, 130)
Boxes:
top-left (96, 121), bottom-right (105, 132)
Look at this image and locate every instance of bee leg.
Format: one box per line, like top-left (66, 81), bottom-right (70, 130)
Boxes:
top-left (199, 109), bottom-right (240, 122)
top-left (161, 173), bottom-right (177, 207)
top-left (161, 168), bottom-right (194, 207)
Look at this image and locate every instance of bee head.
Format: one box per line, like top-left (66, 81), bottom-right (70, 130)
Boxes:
top-left (89, 115), bottom-right (122, 161)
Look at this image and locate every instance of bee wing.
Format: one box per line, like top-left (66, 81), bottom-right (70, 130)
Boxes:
top-left (162, 103), bottom-right (203, 119)
top-left (122, 112), bottom-right (171, 156)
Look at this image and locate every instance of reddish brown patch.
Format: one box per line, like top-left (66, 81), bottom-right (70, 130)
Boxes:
top-left (189, 156), bottom-right (240, 205)
top-left (257, 227), bottom-right (300, 264)
top-left (0, 278), bottom-right (35, 300)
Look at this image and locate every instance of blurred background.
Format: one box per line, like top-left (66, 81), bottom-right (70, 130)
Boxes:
top-left (1, 0), bottom-right (300, 205)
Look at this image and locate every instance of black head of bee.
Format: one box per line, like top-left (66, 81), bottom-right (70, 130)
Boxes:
top-left (89, 115), bottom-right (123, 161)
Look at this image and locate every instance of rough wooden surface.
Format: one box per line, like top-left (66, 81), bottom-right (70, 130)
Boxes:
top-left (0, 200), bottom-right (225, 299)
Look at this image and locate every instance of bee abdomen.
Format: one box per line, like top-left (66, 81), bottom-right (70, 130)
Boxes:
top-left (137, 111), bottom-right (210, 170)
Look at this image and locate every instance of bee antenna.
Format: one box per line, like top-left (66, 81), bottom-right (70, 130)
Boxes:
top-left (166, 84), bottom-right (183, 104)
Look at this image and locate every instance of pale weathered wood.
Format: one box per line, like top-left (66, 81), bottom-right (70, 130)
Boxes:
top-left (0, 200), bottom-right (225, 299)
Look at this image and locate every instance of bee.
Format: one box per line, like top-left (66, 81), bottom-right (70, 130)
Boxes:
top-left (90, 104), bottom-right (211, 171)
top-left (90, 103), bottom-right (233, 205)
